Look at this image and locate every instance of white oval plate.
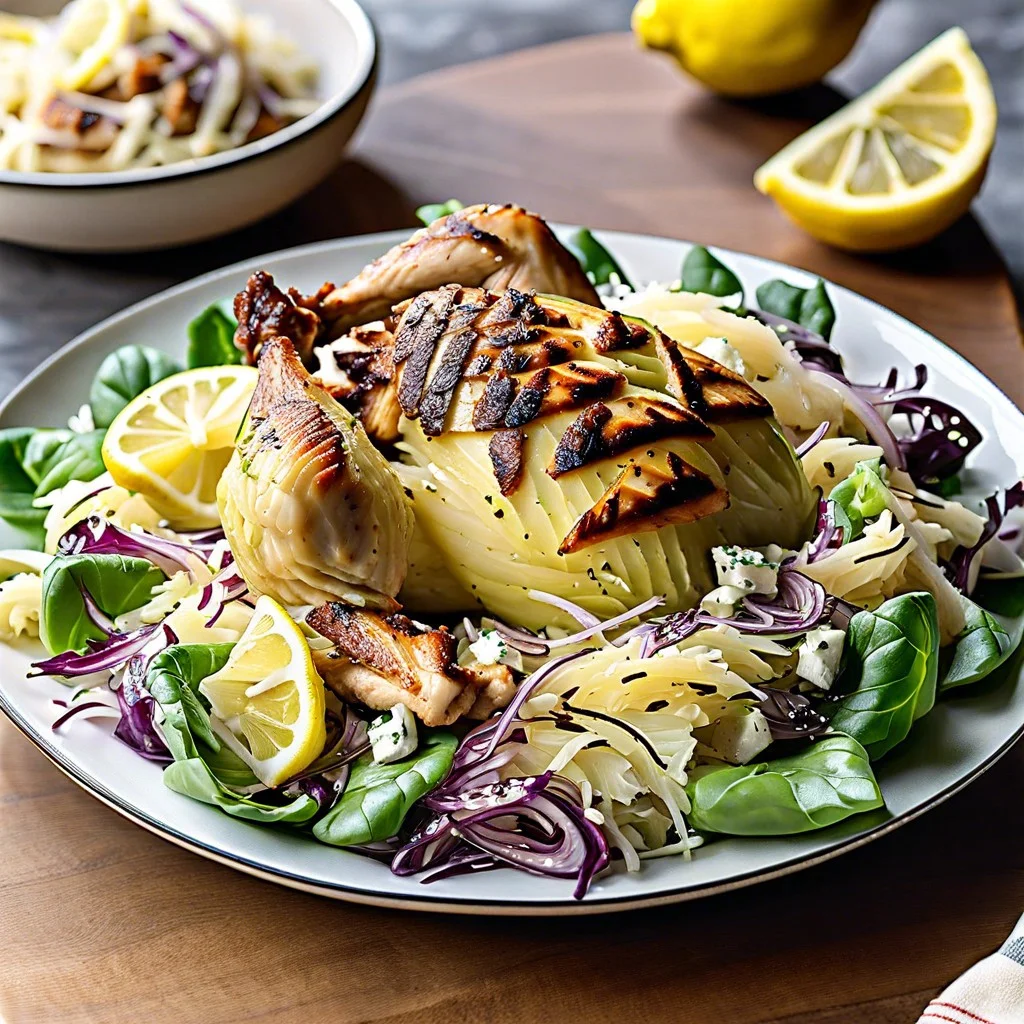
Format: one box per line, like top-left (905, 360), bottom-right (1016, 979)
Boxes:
top-left (2, 230), bottom-right (1023, 915)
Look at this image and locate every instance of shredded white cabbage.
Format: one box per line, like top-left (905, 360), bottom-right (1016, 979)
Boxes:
top-left (0, 573), bottom-right (43, 640)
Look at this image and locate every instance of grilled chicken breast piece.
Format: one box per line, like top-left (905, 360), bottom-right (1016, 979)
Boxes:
top-left (307, 604), bottom-right (515, 726)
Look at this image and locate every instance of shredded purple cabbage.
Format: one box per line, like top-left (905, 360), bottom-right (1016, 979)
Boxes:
top-left (946, 481), bottom-right (1024, 592)
top-left (30, 623), bottom-right (168, 679)
top-left (196, 565), bottom-right (247, 627)
top-left (888, 396), bottom-right (984, 487)
top-left (393, 773), bottom-right (609, 900)
top-left (637, 568), bottom-right (833, 656)
top-left (758, 688), bottom-right (830, 741)
top-left (58, 515), bottom-right (211, 577)
top-left (114, 672), bottom-right (172, 764)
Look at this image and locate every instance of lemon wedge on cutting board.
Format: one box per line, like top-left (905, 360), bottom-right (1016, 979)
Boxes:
top-left (200, 596), bottom-right (327, 788)
top-left (102, 365), bottom-right (257, 530)
top-left (754, 28), bottom-right (997, 252)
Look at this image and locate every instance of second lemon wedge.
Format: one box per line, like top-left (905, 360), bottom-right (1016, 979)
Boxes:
top-left (102, 365), bottom-right (257, 529)
top-left (754, 28), bottom-right (997, 252)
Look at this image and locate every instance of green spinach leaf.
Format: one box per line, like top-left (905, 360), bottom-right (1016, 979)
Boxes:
top-left (973, 575), bottom-right (1024, 619)
top-left (565, 228), bottom-right (634, 289)
top-left (679, 245), bottom-right (743, 299)
top-left (162, 758), bottom-right (319, 824)
top-left (314, 730), bottom-right (457, 846)
top-left (685, 734), bottom-right (883, 835)
top-left (31, 430), bottom-right (106, 496)
top-left (415, 199), bottom-right (464, 226)
top-left (942, 594), bottom-right (1023, 690)
top-left (0, 428), bottom-right (47, 544)
top-left (40, 553), bottom-right (166, 655)
top-left (826, 592), bottom-right (940, 759)
top-left (755, 278), bottom-right (836, 340)
top-left (187, 303), bottom-right (242, 368)
top-left (148, 643), bottom-right (235, 756)
top-left (89, 345), bottom-right (181, 428)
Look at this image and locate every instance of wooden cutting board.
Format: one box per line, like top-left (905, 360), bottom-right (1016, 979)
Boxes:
top-left (1, 33), bottom-right (1022, 1024)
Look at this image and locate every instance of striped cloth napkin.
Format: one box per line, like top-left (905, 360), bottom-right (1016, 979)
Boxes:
top-left (917, 914), bottom-right (1024, 1024)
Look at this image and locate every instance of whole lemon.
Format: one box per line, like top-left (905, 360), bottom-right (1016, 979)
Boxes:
top-left (632, 0), bottom-right (878, 97)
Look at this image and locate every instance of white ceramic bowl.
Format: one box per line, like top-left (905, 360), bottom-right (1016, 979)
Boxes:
top-left (0, 0), bottom-right (376, 252)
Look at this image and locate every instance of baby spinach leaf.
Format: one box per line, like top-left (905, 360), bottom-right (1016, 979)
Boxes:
top-left (826, 592), bottom-right (940, 759)
top-left (941, 595), bottom-right (1023, 691)
top-left (565, 228), bottom-right (634, 289)
top-left (148, 643), bottom-right (235, 757)
top-left (31, 430), bottom-right (106, 496)
top-left (187, 303), bottom-right (242, 368)
top-left (89, 345), bottom-right (181, 428)
top-left (973, 575), bottom-right (1024, 619)
top-left (415, 199), bottom-right (464, 226)
top-left (40, 553), bottom-right (166, 655)
top-left (755, 278), bottom-right (836, 340)
top-left (313, 730), bottom-right (457, 846)
top-left (163, 758), bottom-right (318, 824)
top-left (679, 245), bottom-right (743, 299)
top-left (686, 734), bottom-right (883, 835)
top-left (0, 428), bottom-right (48, 545)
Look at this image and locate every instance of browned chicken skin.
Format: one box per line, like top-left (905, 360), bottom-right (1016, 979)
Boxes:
top-left (307, 604), bottom-right (515, 727)
top-left (232, 204), bottom-right (601, 365)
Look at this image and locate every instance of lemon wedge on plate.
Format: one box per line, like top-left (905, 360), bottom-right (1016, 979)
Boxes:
top-left (200, 596), bottom-right (327, 788)
top-left (754, 28), bottom-right (997, 252)
top-left (56, 0), bottom-right (131, 91)
top-left (102, 365), bottom-right (257, 529)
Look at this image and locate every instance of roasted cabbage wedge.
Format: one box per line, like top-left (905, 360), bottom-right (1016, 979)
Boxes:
top-left (217, 337), bottom-right (414, 610)
top-left (390, 286), bottom-right (815, 630)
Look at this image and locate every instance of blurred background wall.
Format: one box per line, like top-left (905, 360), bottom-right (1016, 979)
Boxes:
top-left (360, 0), bottom-right (1023, 284)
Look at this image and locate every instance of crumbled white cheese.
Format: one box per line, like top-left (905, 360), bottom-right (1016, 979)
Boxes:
top-left (709, 709), bottom-right (772, 764)
top-left (712, 545), bottom-right (780, 596)
top-left (468, 628), bottom-right (509, 666)
top-left (700, 584), bottom-right (747, 617)
top-left (796, 627), bottom-right (846, 690)
top-left (368, 703), bottom-right (418, 764)
top-left (696, 336), bottom-right (746, 376)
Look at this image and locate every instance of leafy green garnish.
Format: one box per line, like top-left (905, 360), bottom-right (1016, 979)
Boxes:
top-left (40, 554), bottom-right (166, 655)
top-left (148, 642), bottom-right (318, 822)
top-left (565, 228), bottom-right (634, 289)
top-left (826, 592), bottom-right (940, 759)
top-left (678, 245), bottom-right (743, 299)
top-left (0, 427), bottom-right (107, 549)
top-left (148, 643), bottom-right (235, 757)
top-left (89, 345), bottom-right (181, 428)
top-left (685, 734), bottom-right (883, 835)
top-left (942, 593), bottom-right (1024, 691)
top-left (162, 759), bottom-right (319, 824)
top-left (829, 459), bottom-right (888, 540)
top-left (313, 730), bottom-right (457, 846)
top-left (415, 199), bottom-right (464, 227)
top-left (187, 303), bottom-right (242, 369)
top-left (755, 278), bottom-right (836, 340)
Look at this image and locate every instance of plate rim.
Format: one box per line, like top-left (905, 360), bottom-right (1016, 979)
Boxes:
top-left (2, 226), bottom-right (1022, 915)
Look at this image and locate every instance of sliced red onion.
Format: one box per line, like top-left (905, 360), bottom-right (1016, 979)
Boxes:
top-left (795, 421), bottom-right (830, 458)
top-left (189, 63), bottom-right (216, 104)
top-left (946, 482), bottom-right (1024, 592)
top-left (196, 565), bottom-right (247, 626)
top-left (641, 569), bottom-right (833, 656)
top-left (525, 590), bottom-right (601, 629)
top-left (80, 584), bottom-right (117, 636)
top-left (51, 699), bottom-right (120, 732)
top-left (394, 772), bottom-right (609, 900)
top-left (494, 595), bottom-right (663, 654)
top-left (58, 516), bottom-right (205, 577)
top-left (793, 499), bottom-right (845, 565)
top-left (30, 623), bottom-right (166, 679)
top-left (160, 30), bottom-right (205, 83)
top-left (808, 367), bottom-right (905, 470)
top-left (114, 677), bottom-right (172, 764)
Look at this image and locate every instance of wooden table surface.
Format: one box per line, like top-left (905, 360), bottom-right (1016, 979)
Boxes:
top-left (2, 33), bottom-right (1023, 1024)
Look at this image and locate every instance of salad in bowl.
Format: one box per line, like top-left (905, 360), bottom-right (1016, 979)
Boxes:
top-left (1, 202), bottom-right (1021, 901)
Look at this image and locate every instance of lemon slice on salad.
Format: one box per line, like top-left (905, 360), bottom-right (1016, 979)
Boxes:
top-left (102, 365), bottom-right (257, 529)
top-left (56, 0), bottom-right (131, 91)
top-left (0, 14), bottom-right (39, 43)
top-left (199, 596), bottom-right (327, 788)
top-left (754, 28), bottom-right (996, 252)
